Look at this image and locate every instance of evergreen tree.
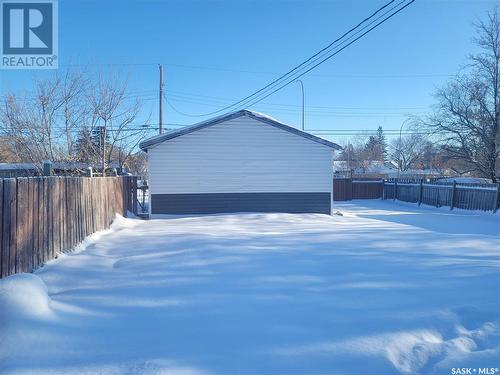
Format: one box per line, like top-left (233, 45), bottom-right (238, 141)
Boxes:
top-left (91, 125), bottom-right (110, 150)
top-left (74, 126), bottom-right (99, 163)
top-left (376, 126), bottom-right (387, 162)
top-left (364, 127), bottom-right (386, 163)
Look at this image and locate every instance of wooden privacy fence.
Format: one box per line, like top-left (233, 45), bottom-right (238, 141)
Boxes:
top-left (383, 179), bottom-right (500, 212)
top-left (0, 175), bottom-right (137, 278)
top-left (333, 178), bottom-right (383, 201)
top-left (334, 177), bottom-right (500, 212)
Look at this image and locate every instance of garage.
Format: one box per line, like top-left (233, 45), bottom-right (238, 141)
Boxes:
top-left (139, 110), bottom-right (341, 215)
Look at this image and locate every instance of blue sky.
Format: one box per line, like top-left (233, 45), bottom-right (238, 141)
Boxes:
top-left (0, 0), bottom-right (497, 144)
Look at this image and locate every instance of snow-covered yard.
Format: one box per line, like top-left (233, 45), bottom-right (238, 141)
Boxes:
top-left (1, 201), bottom-right (499, 375)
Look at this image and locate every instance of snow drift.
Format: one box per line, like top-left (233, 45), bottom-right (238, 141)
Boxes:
top-left (0, 273), bottom-right (51, 319)
top-left (0, 201), bottom-right (498, 374)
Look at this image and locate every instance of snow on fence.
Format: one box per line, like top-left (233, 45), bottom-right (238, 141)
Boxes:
top-left (0, 175), bottom-right (138, 278)
top-left (383, 179), bottom-right (500, 212)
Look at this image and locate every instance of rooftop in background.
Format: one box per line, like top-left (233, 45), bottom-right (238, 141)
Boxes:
top-left (0, 161), bottom-right (123, 171)
top-left (0, 161), bottom-right (126, 178)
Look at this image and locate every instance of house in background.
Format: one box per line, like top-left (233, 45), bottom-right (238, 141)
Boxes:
top-left (140, 110), bottom-right (341, 215)
top-left (333, 160), bottom-right (444, 180)
top-left (333, 160), bottom-right (398, 179)
top-left (0, 161), bottom-right (128, 178)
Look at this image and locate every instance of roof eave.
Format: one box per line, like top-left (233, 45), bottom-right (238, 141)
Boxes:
top-left (139, 110), bottom-right (342, 151)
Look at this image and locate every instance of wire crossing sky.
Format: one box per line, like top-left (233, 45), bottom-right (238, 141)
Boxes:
top-left (163, 0), bottom-right (415, 117)
top-left (0, 0), bottom-right (497, 144)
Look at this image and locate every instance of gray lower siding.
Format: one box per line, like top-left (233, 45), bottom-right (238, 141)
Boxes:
top-left (151, 192), bottom-right (331, 215)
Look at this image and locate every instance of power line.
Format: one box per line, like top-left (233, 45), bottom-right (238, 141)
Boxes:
top-left (0, 63), bottom-right (453, 78)
top-left (0, 86), bottom-right (430, 111)
top-left (165, 95), bottom-right (426, 117)
top-left (165, 0), bottom-right (415, 117)
top-left (0, 90), bottom-right (158, 102)
top-left (121, 91), bottom-right (430, 114)
top-left (0, 129), bottom-right (439, 136)
top-left (0, 89), bottom-right (431, 117)
top-left (235, 0), bottom-right (416, 112)
top-left (53, 58), bottom-right (451, 79)
top-left (0, 117), bottom-right (437, 135)
top-left (205, 0), bottom-right (399, 115)
top-left (164, 89), bottom-right (429, 110)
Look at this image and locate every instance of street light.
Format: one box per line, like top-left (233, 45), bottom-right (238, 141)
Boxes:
top-left (296, 79), bottom-right (305, 131)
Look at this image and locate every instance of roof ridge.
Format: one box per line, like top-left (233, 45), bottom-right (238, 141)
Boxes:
top-left (139, 110), bottom-right (342, 151)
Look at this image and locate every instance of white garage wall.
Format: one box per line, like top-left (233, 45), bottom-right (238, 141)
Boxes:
top-left (148, 116), bottom-right (334, 195)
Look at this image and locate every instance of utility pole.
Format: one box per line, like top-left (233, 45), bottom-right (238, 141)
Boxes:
top-left (296, 79), bottom-right (305, 130)
top-left (159, 64), bottom-right (164, 134)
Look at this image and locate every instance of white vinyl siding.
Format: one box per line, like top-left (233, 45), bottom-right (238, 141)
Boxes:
top-left (148, 116), bottom-right (333, 195)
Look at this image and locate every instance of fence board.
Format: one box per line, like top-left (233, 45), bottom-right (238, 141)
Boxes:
top-left (48, 177), bottom-right (55, 260)
top-left (333, 179), bottom-right (352, 201)
top-left (333, 178), bottom-right (383, 201)
top-left (28, 178), bottom-right (36, 270)
top-left (352, 180), bottom-right (383, 199)
top-left (32, 177), bottom-right (42, 266)
top-left (3, 179), bottom-right (17, 276)
top-left (53, 178), bottom-right (61, 255)
top-left (79, 179), bottom-right (84, 239)
top-left (60, 177), bottom-right (67, 252)
top-left (0, 176), bottom-right (137, 278)
top-left (383, 180), bottom-right (499, 212)
top-left (40, 181), bottom-right (45, 258)
top-left (16, 179), bottom-right (30, 273)
top-left (0, 180), bottom-right (3, 278)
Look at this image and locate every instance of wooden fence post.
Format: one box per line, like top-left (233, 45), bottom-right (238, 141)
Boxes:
top-left (133, 176), bottom-right (138, 214)
top-left (47, 177), bottom-right (55, 260)
top-left (450, 180), bottom-right (456, 210)
top-left (34, 180), bottom-right (40, 264)
top-left (382, 180), bottom-right (385, 200)
top-left (41, 177), bottom-right (49, 265)
top-left (28, 178), bottom-right (35, 272)
top-left (394, 179), bottom-right (398, 201)
top-left (16, 178), bottom-right (29, 273)
top-left (3, 179), bottom-right (17, 277)
top-left (0, 179), bottom-right (3, 278)
top-left (493, 183), bottom-right (500, 213)
top-left (418, 179), bottom-right (423, 206)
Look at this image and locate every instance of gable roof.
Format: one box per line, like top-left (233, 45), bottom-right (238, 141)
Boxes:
top-left (139, 110), bottom-right (342, 151)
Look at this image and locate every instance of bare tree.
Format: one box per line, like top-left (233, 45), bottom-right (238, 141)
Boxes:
top-left (126, 151), bottom-right (148, 179)
top-left (338, 135), bottom-right (370, 173)
top-left (0, 69), bottom-right (152, 174)
top-left (415, 141), bottom-right (444, 171)
top-left (390, 132), bottom-right (428, 172)
top-left (0, 71), bottom-right (86, 170)
top-left (0, 136), bottom-right (19, 162)
top-left (427, 8), bottom-right (500, 182)
top-left (87, 72), bottom-right (150, 174)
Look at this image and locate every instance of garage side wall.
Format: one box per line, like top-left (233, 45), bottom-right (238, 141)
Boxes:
top-left (148, 117), bottom-right (333, 214)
